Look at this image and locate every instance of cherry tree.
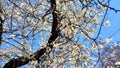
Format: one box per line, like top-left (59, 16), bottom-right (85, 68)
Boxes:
top-left (100, 42), bottom-right (120, 68)
top-left (0, 0), bottom-right (120, 68)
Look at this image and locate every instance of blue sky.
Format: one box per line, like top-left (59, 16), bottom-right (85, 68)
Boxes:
top-left (101, 0), bottom-right (120, 42)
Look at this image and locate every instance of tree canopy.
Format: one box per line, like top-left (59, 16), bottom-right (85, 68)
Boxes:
top-left (0, 0), bottom-right (120, 68)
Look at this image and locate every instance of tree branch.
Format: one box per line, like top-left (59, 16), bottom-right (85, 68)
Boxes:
top-left (0, 1), bottom-right (3, 45)
top-left (98, 0), bottom-right (120, 13)
top-left (3, 0), bottom-right (61, 68)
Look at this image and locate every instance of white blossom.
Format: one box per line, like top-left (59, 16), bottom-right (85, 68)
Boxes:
top-left (20, 2), bottom-right (27, 7)
top-left (115, 61), bottom-right (120, 65)
top-left (98, 45), bottom-right (104, 48)
top-left (104, 37), bottom-right (112, 44)
top-left (30, 60), bottom-right (38, 65)
top-left (92, 43), bottom-right (97, 51)
top-left (10, 34), bottom-right (16, 39)
top-left (0, 0), bottom-right (115, 68)
top-left (104, 20), bottom-right (111, 26)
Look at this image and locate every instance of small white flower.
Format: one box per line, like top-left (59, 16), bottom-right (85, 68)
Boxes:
top-left (56, 0), bottom-right (59, 5)
top-left (20, 2), bottom-right (27, 7)
top-left (104, 20), bottom-right (111, 26)
top-left (113, 42), bottom-right (118, 47)
top-left (92, 43), bottom-right (97, 51)
top-left (53, 42), bottom-right (59, 47)
top-left (98, 45), bottom-right (104, 48)
top-left (10, 34), bottom-right (16, 39)
top-left (115, 61), bottom-right (120, 65)
top-left (30, 60), bottom-right (38, 65)
top-left (104, 37), bottom-right (112, 44)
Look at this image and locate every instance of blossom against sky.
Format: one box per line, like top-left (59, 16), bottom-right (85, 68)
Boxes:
top-left (101, 0), bottom-right (120, 42)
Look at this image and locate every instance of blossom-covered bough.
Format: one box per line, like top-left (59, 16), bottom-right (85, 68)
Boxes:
top-left (0, 0), bottom-right (120, 68)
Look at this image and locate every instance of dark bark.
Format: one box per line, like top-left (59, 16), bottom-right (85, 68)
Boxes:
top-left (3, 0), bottom-right (60, 68)
top-left (0, 9), bottom-right (3, 45)
top-left (48, 0), bottom-right (59, 48)
top-left (3, 57), bottom-right (29, 68)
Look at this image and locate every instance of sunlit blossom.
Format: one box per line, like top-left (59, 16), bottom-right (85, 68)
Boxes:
top-left (104, 20), bottom-right (111, 26)
top-left (104, 37), bottom-right (112, 44)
